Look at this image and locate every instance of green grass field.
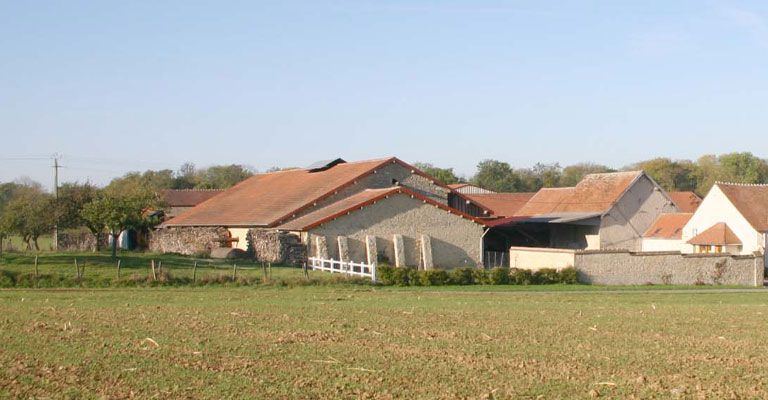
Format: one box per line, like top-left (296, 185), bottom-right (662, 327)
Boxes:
top-left (0, 251), bottom-right (317, 285)
top-left (3, 286), bottom-right (768, 398)
top-left (1, 235), bottom-right (54, 252)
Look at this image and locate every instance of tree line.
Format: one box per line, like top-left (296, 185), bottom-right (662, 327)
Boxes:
top-left (416, 152), bottom-right (768, 195)
top-left (2, 153), bottom-right (767, 254)
top-left (0, 163), bottom-right (255, 255)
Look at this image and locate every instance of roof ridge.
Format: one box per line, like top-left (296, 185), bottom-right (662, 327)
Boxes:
top-left (165, 188), bottom-right (225, 192)
top-left (716, 181), bottom-right (768, 186)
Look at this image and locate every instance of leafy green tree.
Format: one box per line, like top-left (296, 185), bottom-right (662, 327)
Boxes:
top-left (471, 160), bottom-right (523, 192)
top-left (3, 185), bottom-right (55, 251)
top-left (196, 164), bottom-right (253, 189)
top-left (560, 163), bottom-right (615, 187)
top-left (528, 163), bottom-right (562, 190)
top-left (82, 183), bottom-right (160, 257)
top-left (172, 162), bottom-right (198, 189)
top-left (691, 153), bottom-right (768, 195)
top-left (718, 152), bottom-right (768, 185)
top-left (631, 158), bottom-right (696, 192)
top-left (413, 163), bottom-right (462, 185)
top-left (55, 182), bottom-right (99, 230)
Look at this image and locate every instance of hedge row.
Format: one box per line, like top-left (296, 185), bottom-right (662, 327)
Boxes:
top-left (376, 266), bottom-right (578, 286)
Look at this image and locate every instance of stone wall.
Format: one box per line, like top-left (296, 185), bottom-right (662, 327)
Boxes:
top-left (575, 250), bottom-right (764, 286)
top-left (56, 228), bottom-right (108, 252)
top-left (149, 227), bottom-right (230, 256)
top-left (294, 162), bottom-right (451, 223)
top-left (247, 229), bottom-right (306, 266)
top-left (307, 194), bottom-right (484, 269)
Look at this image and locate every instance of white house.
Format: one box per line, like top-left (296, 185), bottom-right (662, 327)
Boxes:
top-left (682, 183), bottom-right (768, 257)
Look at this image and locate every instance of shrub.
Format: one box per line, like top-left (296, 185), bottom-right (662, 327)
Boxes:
top-left (192, 250), bottom-right (211, 259)
top-left (0, 271), bottom-right (15, 287)
top-left (560, 267), bottom-right (578, 284)
top-left (377, 265), bottom-right (396, 285)
top-left (377, 266), bottom-right (417, 286)
top-left (488, 267), bottom-right (510, 285)
top-left (472, 269), bottom-right (490, 285)
top-left (533, 268), bottom-right (560, 284)
top-left (449, 268), bottom-right (475, 285)
top-left (393, 268), bottom-right (418, 286)
top-left (510, 268), bottom-right (533, 285)
top-left (419, 270), bottom-right (450, 286)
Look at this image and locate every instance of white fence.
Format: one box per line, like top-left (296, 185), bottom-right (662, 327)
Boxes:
top-left (308, 257), bottom-right (376, 282)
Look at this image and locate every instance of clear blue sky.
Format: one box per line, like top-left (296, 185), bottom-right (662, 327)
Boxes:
top-left (1, 1), bottom-right (767, 189)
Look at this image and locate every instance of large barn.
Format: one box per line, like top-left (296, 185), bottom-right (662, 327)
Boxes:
top-left (152, 157), bottom-right (492, 268)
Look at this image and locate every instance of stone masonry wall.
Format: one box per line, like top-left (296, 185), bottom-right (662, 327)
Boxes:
top-left (57, 228), bottom-right (109, 252)
top-left (247, 229), bottom-right (306, 266)
top-left (308, 194), bottom-right (484, 269)
top-left (575, 250), bottom-right (763, 286)
top-left (290, 162), bottom-right (451, 223)
top-left (149, 227), bottom-right (230, 256)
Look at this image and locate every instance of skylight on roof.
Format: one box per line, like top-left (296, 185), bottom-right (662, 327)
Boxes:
top-left (307, 158), bottom-right (346, 172)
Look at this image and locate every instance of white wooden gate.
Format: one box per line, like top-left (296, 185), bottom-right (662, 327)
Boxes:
top-left (308, 257), bottom-right (376, 282)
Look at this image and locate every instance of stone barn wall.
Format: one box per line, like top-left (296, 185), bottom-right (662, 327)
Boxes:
top-left (149, 227), bottom-right (230, 256)
top-left (57, 228), bottom-right (109, 252)
top-left (247, 229), bottom-right (306, 266)
top-left (575, 250), bottom-right (763, 286)
top-left (306, 194), bottom-right (484, 269)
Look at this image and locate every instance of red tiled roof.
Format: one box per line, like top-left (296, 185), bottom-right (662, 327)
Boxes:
top-left (668, 191), bottom-right (702, 213)
top-left (687, 222), bottom-right (742, 246)
top-left (278, 187), bottom-right (488, 231)
top-left (643, 213), bottom-right (693, 239)
top-left (163, 157), bottom-right (452, 227)
top-left (463, 193), bottom-right (535, 217)
top-left (716, 183), bottom-right (768, 232)
top-left (166, 158), bottom-right (407, 227)
top-left (162, 189), bottom-right (224, 207)
top-left (514, 171), bottom-right (643, 216)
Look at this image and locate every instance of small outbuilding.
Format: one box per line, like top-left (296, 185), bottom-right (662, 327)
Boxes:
top-left (641, 213), bottom-right (693, 252)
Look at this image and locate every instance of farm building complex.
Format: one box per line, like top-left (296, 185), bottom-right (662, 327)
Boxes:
top-left (149, 156), bottom-right (767, 286)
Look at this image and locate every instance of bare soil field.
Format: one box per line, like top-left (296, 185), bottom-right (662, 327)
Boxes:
top-left (2, 287), bottom-right (768, 398)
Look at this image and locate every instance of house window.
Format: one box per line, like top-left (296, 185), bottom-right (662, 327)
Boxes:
top-left (714, 245), bottom-right (723, 253)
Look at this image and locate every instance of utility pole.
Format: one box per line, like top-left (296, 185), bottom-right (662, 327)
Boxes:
top-left (52, 153), bottom-right (62, 251)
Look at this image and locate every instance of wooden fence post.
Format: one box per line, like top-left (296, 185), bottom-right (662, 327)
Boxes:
top-left (34, 255), bottom-right (39, 278)
top-left (74, 258), bottom-right (80, 279)
top-left (117, 259), bottom-right (121, 279)
top-left (262, 262), bottom-right (267, 280)
top-left (193, 261), bottom-right (197, 283)
top-left (232, 263), bottom-right (237, 280)
top-left (268, 262), bottom-right (272, 279)
top-left (303, 262), bottom-right (309, 280)
top-left (151, 260), bottom-right (157, 281)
